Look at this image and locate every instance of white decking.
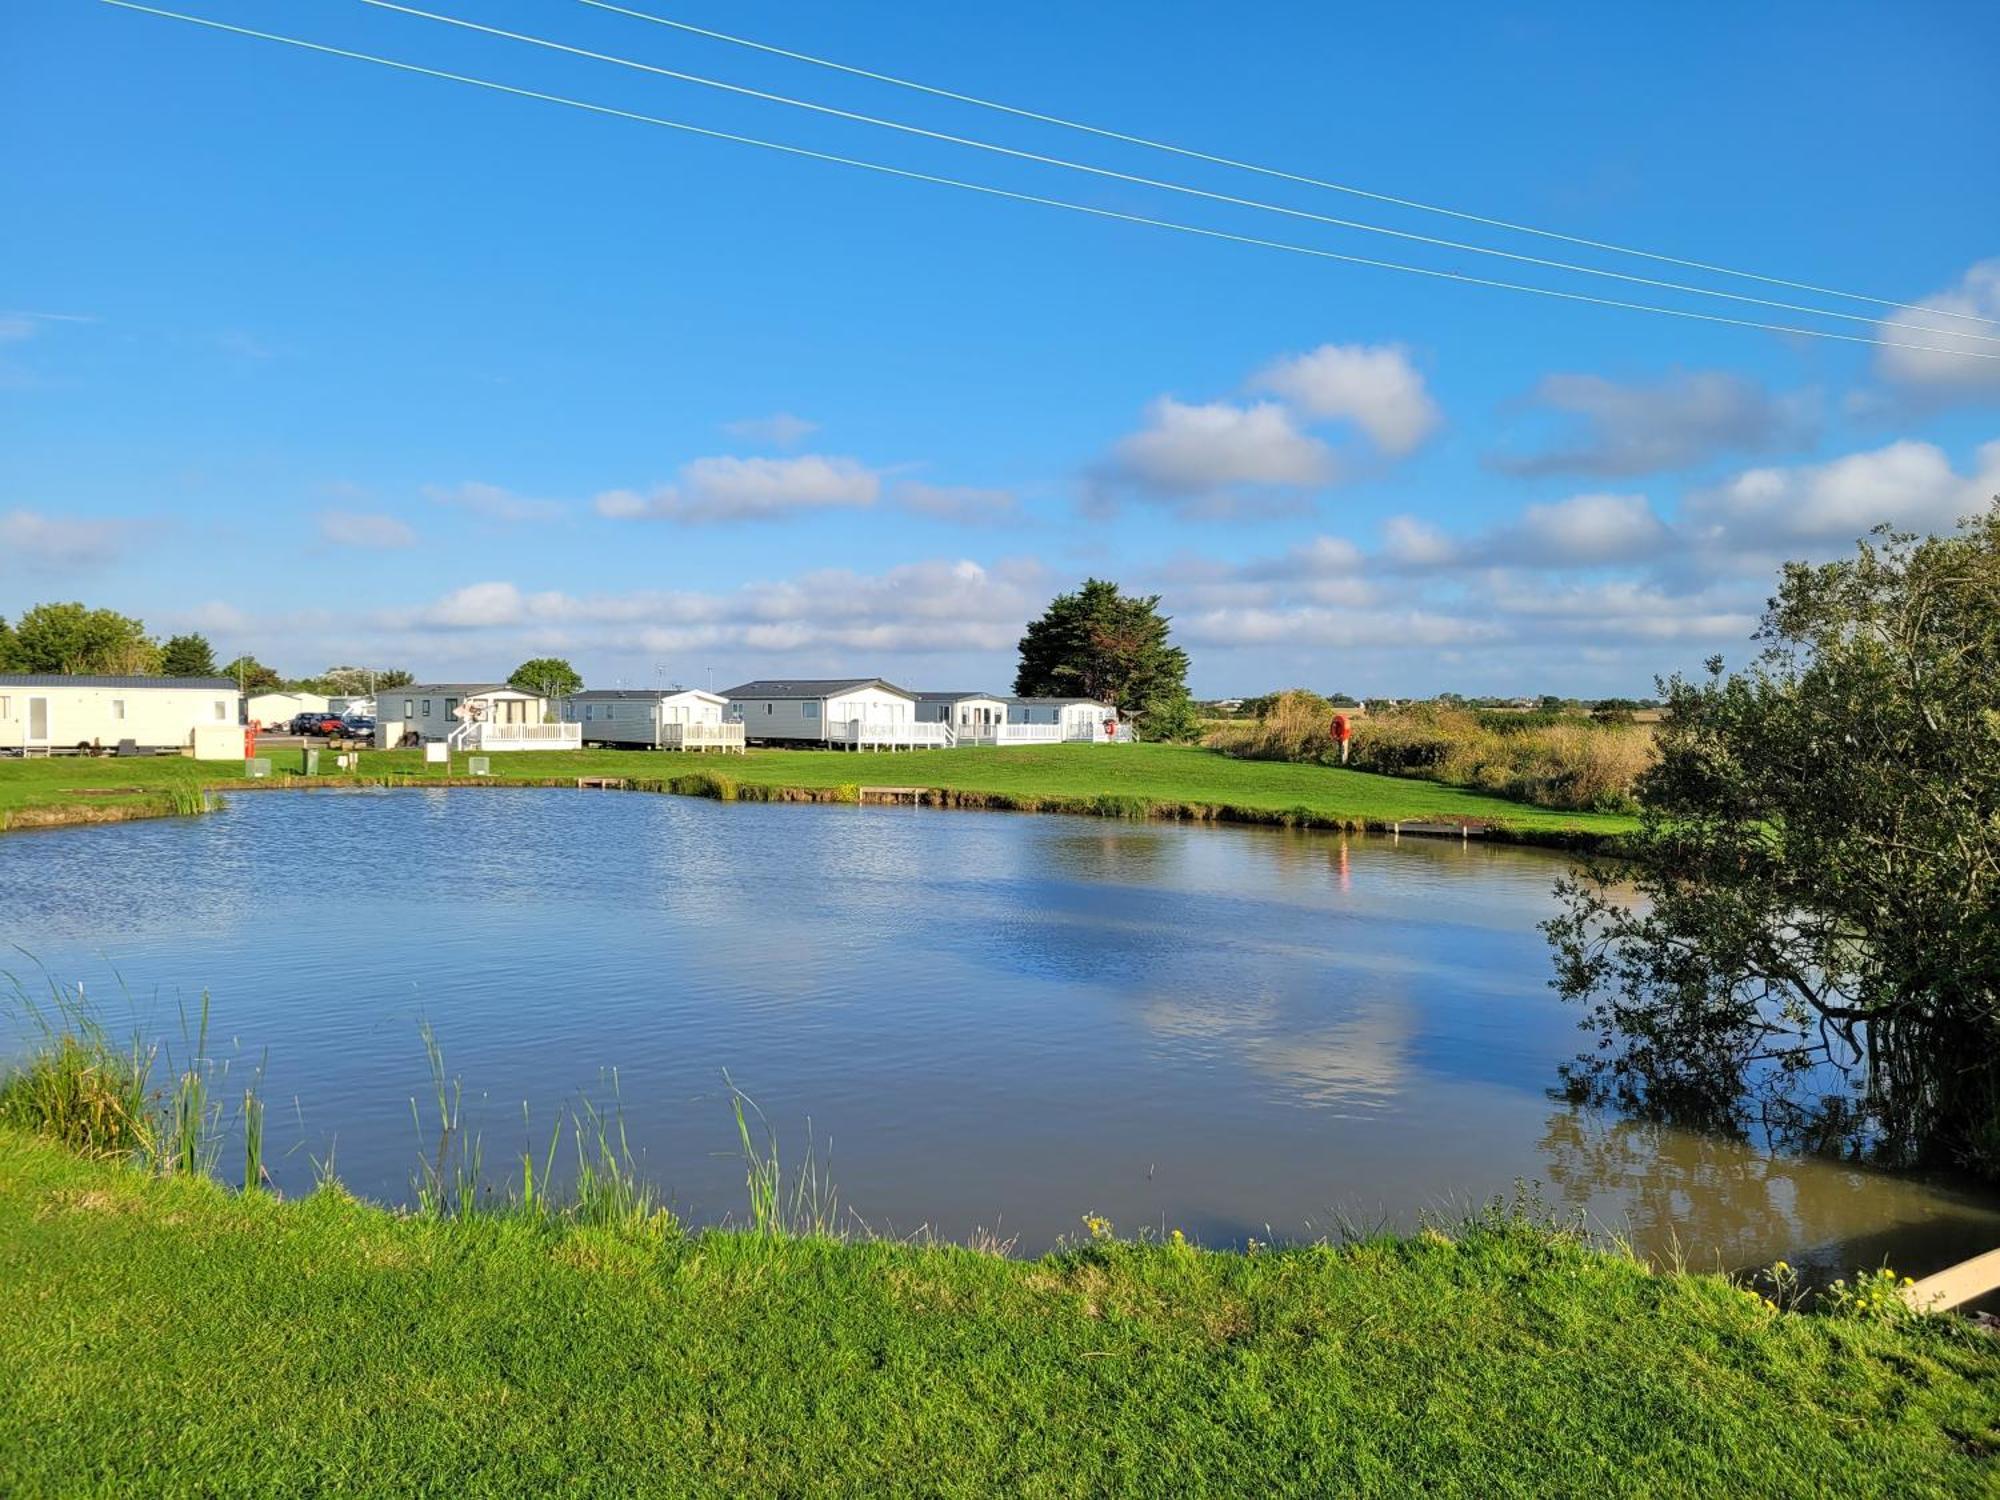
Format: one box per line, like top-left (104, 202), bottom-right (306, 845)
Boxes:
top-left (662, 722), bottom-right (746, 753)
top-left (448, 722), bottom-right (584, 752)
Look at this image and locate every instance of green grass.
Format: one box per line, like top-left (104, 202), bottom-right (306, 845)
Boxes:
top-left (0, 742), bottom-right (1637, 841)
top-left (0, 1128), bottom-right (1993, 1497)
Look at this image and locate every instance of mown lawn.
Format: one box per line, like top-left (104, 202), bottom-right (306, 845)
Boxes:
top-left (0, 743), bottom-right (1636, 839)
top-left (0, 1129), bottom-right (1992, 1497)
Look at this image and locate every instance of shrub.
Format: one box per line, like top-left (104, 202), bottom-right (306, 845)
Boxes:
top-left (1207, 695), bottom-right (1655, 812)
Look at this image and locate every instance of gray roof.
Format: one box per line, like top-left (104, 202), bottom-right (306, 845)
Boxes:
top-left (912, 690), bottom-right (1009, 703)
top-left (569, 687), bottom-right (720, 701)
top-left (392, 683), bottom-right (525, 696)
top-left (1010, 696), bottom-right (1114, 707)
top-left (0, 673), bottom-right (238, 690)
top-left (720, 678), bottom-right (914, 700)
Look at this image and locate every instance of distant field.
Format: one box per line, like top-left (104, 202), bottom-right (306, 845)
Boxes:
top-left (0, 743), bottom-right (1638, 840)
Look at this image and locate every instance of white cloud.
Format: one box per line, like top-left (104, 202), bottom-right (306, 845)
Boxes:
top-left (0, 311), bottom-right (92, 344)
top-left (1875, 260), bottom-right (2000, 393)
top-left (389, 557), bottom-right (1047, 660)
top-left (894, 481), bottom-right (1019, 524)
top-left (1102, 398), bottom-right (1334, 510)
top-left (0, 508), bottom-right (129, 569)
top-left (722, 412), bottom-right (820, 448)
top-left (317, 509), bottom-right (416, 550)
top-left (419, 581), bottom-right (532, 629)
top-left (595, 454), bottom-right (882, 523)
top-left (425, 481), bottom-right (566, 523)
top-left (1381, 515), bottom-right (1459, 568)
top-left (1251, 343), bottom-right (1440, 455)
top-left (1506, 492), bottom-right (1670, 564)
top-left (1491, 369), bottom-right (1817, 476)
top-left (1684, 438), bottom-right (1999, 553)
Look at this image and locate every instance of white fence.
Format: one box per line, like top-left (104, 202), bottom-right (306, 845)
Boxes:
top-left (662, 721), bottom-right (746, 753)
top-left (829, 719), bottom-right (954, 750)
top-left (449, 722), bottom-right (583, 753)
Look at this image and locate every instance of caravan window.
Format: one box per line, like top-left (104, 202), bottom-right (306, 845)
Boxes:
top-left (802, 701), bottom-right (819, 720)
top-left (111, 699), bottom-right (127, 721)
top-left (213, 700), bottom-right (229, 721)
top-left (403, 699), bottom-right (415, 718)
top-left (423, 700), bottom-right (433, 717)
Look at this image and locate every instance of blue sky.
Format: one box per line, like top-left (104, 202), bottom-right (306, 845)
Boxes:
top-left (4, 0), bottom-right (1997, 696)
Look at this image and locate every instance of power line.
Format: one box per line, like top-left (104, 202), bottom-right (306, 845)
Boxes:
top-left (92, 2), bottom-right (2000, 364)
top-left (356, 0), bottom-right (2000, 347)
top-left (577, 0), bottom-right (1999, 332)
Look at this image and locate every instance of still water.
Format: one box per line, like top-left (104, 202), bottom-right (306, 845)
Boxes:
top-left (3, 787), bottom-right (1995, 1274)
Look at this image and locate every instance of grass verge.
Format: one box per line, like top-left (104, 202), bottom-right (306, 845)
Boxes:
top-left (0, 742), bottom-right (1637, 845)
top-left (1, 1127), bottom-right (1994, 1496)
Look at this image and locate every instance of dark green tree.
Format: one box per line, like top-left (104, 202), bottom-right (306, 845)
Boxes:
top-left (11, 602), bottom-right (159, 675)
top-left (1013, 579), bottom-right (1191, 732)
top-left (509, 657), bottom-right (583, 703)
top-left (160, 632), bottom-right (219, 677)
top-left (220, 654), bottom-right (281, 694)
top-left (1546, 505), bottom-right (2000, 1173)
top-left (0, 616), bottom-right (20, 671)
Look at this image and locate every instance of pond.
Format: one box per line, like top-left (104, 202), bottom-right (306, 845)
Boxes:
top-left (4, 786), bottom-right (1996, 1274)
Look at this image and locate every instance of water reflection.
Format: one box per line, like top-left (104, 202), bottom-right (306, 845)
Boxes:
top-left (1, 787), bottom-right (1994, 1273)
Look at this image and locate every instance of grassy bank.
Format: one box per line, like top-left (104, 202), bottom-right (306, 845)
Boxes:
top-left (1209, 696), bottom-right (1655, 814)
top-left (2, 1131), bottom-right (1995, 1496)
top-left (0, 742), bottom-right (1637, 843)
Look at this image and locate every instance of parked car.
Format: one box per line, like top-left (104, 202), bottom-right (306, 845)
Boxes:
top-left (340, 715), bottom-right (376, 738)
top-left (288, 712), bottom-right (348, 737)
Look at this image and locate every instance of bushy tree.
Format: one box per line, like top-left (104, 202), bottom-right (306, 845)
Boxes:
top-left (1546, 506), bottom-right (2000, 1173)
top-left (1014, 579), bottom-right (1191, 731)
top-left (159, 632), bottom-right (218, 677)
top-left (220, 654), bottom-right (281, 694)
top-left (509, 657), bottom-right (582, 701)
top-left (11, 602), bottom-right (159, 675)
top-left (0, 616), bottom-right (20, 671)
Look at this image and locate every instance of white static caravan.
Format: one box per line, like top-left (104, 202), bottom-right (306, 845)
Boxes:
top-left (245, 690), bottom-right (330, 728)
top-left (1008, 697), bottom-right (1123, 742)
top-left (912, 692), bottom-right (1011, 737)
top-left (562, 688), bottom-right (742, 751)
top-left (375, 684), bottom-right (579, 751)
top-left (721, 678), bottom-right (941, 749)
top-left (0, 674), bottom-right (242, 756)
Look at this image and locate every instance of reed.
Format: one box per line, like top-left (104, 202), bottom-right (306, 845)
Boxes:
top-left (727, 1071), bottom-right (841, 1237)
top-left (411, 1020), bottom-right (483, 1217)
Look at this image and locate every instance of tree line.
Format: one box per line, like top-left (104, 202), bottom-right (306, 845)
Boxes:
top-left (0, 601), bottom-right (414, 695)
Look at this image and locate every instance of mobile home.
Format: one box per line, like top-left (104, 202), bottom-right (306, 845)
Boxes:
top-left (721, 678), bottom-right (941, 748)
top-left (1008, 697), bottom-right (1123, 742)
top-left (375, 683), bottom-right (579, 751)
top-left (246, 690), bottom-right (330, 728)
top-left (912, 692), bottom-right (1011, 735)
top-left (0, 674), bottom-right (242, 756)
top-left (562, 688), bottom-right (742, 751)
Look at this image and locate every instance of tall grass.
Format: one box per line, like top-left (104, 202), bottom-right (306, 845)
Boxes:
top-left (1208, 693), bottom-right (1655, 813)
top-left (0, 976), bottom-right (261, 1180)
top-left (727, 1071), bottom-right (841, 1237)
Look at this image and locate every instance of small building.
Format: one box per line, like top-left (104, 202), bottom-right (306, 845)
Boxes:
top-left (1008, 697), bottom-right (1123, 742)
top-left (0, 674), bottom-right (242, 756)
top-left (375, 684), bottom-right (579, 751)
top-left (912, 691), bottom-right (1011, 734)
top-left (721, 678), bottom-right (941, 749)
top-left (562, 688), bottom-right (741, 751)
top-left (246, 690), bottom-right (330, 728)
